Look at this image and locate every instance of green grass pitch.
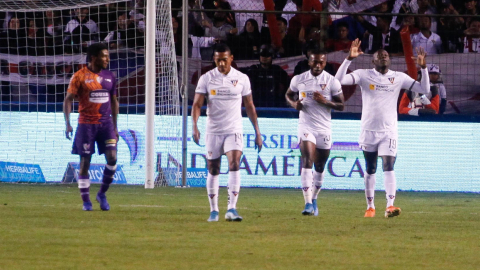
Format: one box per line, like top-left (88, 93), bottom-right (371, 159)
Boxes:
top-left (1, 183), bottom-right (480, 270)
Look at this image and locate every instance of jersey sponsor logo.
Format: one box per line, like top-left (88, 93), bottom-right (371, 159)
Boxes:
top-left (89, 89), bottom-right (110, 103)
top-left (388, 78), bottom-right (395, 84)
top-left (300, 91), bottom-right (314, 98)
top-left (105, 78), bottom-right (112, 82)
top-left (85, 79), bottom-right (94, 83)
top-left (210, 89), bottom-right (217, 95)
top-left (231, 80), bottom-right (238, 87)
top-left (369, 84), bottom-right (375, 90)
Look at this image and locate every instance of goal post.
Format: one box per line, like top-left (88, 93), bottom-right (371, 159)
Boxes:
top-left (0, 0), bottom-right (181, 187)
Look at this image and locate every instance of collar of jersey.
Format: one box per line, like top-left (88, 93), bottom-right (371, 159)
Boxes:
top-left (371, 68), bottom-right (394, 77)
top-left (215, 67), bottom-right (236, 77)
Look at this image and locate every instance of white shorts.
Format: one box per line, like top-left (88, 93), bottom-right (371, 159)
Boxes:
top-left (205, 133), bottom-right (243, 160)
top-left (358, 130), bottom-right (398, 156)
top-left (297, 127), bottom-right (332, 150)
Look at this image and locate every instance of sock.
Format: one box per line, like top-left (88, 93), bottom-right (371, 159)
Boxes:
top-left (206, 173), bottom-right (219, 212)
top-left (384, 171), bottom-right (397, 207)
top-left (99, 164), bottom-right (116, 194)
top-left (78, 175), bottom-right (91, 203)
top-left (364, 173), bottom-right (376, 209)
top-left (227, 170), bottom-right (241, 210)
top-left (301, 168), bottom-right (313, 204)
top-left (312, 170), bottom-right (324, 200)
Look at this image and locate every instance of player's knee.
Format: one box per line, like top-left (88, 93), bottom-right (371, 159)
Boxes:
top-left (208, 167), bottom-right (220, 175)
top-left (383, 163), bottom-right (394, 171)
top-left (366, 165), bottom-right (377, 175)
top-left (106, 157), bottom-right (117, 166)
top-left (301, 158), bottom-right (313, 169)
top-left (229, 161), bottom-right (240, 171)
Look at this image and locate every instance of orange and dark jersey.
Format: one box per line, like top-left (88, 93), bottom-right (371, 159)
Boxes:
top-left (67, 67), bottom-right (117, 124)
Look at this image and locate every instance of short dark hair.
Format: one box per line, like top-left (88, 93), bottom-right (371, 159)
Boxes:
top-left (213, 43), bottom-right (231, 54)
top-left (310, 47), bottom-right (327, 57)
top-left (337, 21), bottom-right (349, 29)
top-left (87, 43), bottom-right (108, 62)
top-left (277, 17), bottom-right (288, 26)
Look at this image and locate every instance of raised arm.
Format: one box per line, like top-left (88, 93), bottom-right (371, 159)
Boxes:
top-left (191, 93), bottom-right (205, 145)
top-left (405, 47), bottom-right (430, 94)
top-left (335, 38), bottom-right (362, 85)
top-left (242, 94), bottom-right (262, 152)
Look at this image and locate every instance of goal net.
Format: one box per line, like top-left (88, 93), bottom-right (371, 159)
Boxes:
top-left (0, 0), bottom-right (181, 186)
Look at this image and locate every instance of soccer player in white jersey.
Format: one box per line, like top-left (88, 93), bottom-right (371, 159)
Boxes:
top-left (286, 49), bottom-right (345, 216)
top-left (335, 39), bottom-right (430, 218)
top-left (191, 44), bottom-right (262, 222)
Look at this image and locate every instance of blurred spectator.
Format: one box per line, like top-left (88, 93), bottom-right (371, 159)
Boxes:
top-left (411, 16), bottom-right (442, 55)
top-left (461, 17), bottom-right (480, 52)
top-left (427, 64), bottom-right (447, 114)
top-left (459, 0), bottom-right (478, 30)
top-left (275, 17), bottom-right (302, 57)
top-left (26, 19), bottom-right (46, 56)
top-left (129, 0), bottom-right (145, 33)
top-left (230, 18), bottom-right (262, 60)
top-left (359, 15), bottom-right (403, 55)
top-left (180, 0), bottom-right (205, 37)
top-left (170, 16), bottom-right (192, 56)
top-left (44, 10), bottom-right (64, 55)
top-left (438, 1), bottom-right (463, 52)
top-left (243, 45), bottom-right (290, 108)
top-left (0, 16), bottom-right (27, 55)
top-left (96, 4), bottom-right (120, 41)
top-left (202, 0), bottom-right (236, 27)
top-left (104, 11), bottom-right (144, 49)
top-left (399, 68), bottom-right (440, 116)
top-left (329, 16), bottom-right (365, 41)
top-left (286, 0), bottom-right (320, 42)
top-left (326, 21), bottom-right (352, 52)
top-left (202, 5), bottom-right (235, 41)
top-left (64, 8), bottom-right (98, 53)
top-left (415, 0), bottom-right (438, 32)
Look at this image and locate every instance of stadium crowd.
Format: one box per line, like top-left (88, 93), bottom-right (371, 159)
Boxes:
top-left (0, 0), bottom-right (478, 112)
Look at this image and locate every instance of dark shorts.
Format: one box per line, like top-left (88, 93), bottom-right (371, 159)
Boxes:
top-left (72, 121), bottom-right (117, 156)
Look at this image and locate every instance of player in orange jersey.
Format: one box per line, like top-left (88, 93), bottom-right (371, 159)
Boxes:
top-left (63, 43), bottom-right (119, 211)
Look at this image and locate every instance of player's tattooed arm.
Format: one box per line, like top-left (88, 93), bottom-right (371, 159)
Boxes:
top-left (191, 93), bottom-right (206, 145)
top-left (285, 88), bottom-right (303, 111)
top-left (243, 94), bottom-right (263, 153)
top-left (63, 92), bottom-right (75, 140)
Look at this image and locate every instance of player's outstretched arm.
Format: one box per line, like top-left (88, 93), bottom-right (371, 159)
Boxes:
top-left (63, 92), bottom-right (75, 140)
top-left (285, 88), bottom-right (303, 111)
top-left (191, 93), bottom-right (205, 145)
top-left (408, 47), bottom-right (430, 94)
top-left (243, 94), bottom-right (262, 153)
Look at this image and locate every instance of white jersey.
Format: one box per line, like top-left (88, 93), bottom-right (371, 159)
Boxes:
top-left (411, 31), bottom-right (442, 55)
top-left (290, 70), bottom-right (342, 131)
top-left (195, 67), bottom-right (251, 135)
top-left (348, 68), bottom-right (421, 132)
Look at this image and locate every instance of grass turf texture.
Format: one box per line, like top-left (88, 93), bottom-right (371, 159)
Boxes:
top-left (1, 184), bottom-right (480, 270)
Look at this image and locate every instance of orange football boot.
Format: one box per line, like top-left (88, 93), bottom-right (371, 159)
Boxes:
top-left (364, 207), bottom-right (375, 217)
top-left (385, 206), bottom-right (401, 218)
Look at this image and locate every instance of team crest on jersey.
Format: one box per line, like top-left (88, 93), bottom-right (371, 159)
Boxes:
top-left (320, 84), bottom-right (327, 90)
top-left (231, 80), bottom-right (238, 87)
top-left (388, 77), bottom-right (395, 84)
top-left (96, 76), bottom-right (103, 84)
top-left (210, 89), bottom-right (216, 95)
top-left (369, 84), bottom-right (375, 90)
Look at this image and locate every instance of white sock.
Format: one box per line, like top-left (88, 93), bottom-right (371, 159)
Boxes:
top-left (301, 168), bottom-right (313, 204)
top-left (206, 173), bottom-right (219, 212)
top-left (384, 171), bottom-right (397, 207)
top-left (227, 170), bottom-right (241, 210)
top-left (364, 173), bottom-right (376, 209)
top-left (312, 170), bottom-right (324, 200)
